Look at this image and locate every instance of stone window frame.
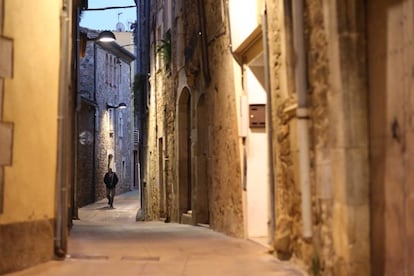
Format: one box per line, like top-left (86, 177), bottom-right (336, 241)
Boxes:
top-left (112, 56), bottom-right (116, 87)
top-left (118, 111), bottom-right (124, 138)
top-left (105, 53), bottom-right (109, 84)
top-left (118, 62), bottom-right (122, 87)
top-left (121, 157), bottom-right (126, 180)
top-left (108, 108), bottom-right (114, 134)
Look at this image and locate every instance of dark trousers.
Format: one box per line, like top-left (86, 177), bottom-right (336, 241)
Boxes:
top-left (106, 186), bottom-right (116, 207)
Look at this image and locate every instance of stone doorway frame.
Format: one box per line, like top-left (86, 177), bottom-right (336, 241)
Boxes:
top-left (177, 87), bottom-right (192, 221)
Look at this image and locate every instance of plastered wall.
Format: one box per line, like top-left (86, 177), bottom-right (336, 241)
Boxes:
top-left (0, 0), bottom-right (60, 224)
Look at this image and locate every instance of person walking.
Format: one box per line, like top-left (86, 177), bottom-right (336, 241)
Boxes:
top-left (103, 168), bottom-right (119, 208)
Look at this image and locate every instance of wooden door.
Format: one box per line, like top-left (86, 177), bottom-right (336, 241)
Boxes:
top-left (368, 0), bottom-right (414, 274)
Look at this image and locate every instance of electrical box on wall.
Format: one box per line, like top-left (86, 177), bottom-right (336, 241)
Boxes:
top-left (249, 104), bottom-right (266, 128)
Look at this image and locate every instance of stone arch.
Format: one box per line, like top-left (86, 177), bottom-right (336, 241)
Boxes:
top-left (177, 87), bottom-right (192, 220)
top-left (195, 93), bottom-right (209, 224)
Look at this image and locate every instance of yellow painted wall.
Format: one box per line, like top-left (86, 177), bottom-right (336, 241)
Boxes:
top-left (0, 0), bottom-right (60, 223)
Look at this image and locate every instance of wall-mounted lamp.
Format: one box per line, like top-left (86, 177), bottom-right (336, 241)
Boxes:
top-left (94, 31), bottom-right (116, 42)
top-left (80, 30), bottom-right (116, 57)
top-left (106, 102), bottom-right (127, 110)
top-left (83, 30), bottom-right (116, 42)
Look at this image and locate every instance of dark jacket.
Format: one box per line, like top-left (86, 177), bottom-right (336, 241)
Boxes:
top-left (104, 172), bottom-right (119, 188)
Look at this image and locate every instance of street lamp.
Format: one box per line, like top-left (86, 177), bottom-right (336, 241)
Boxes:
top-left (95, 30), bottom-right (116, 42)
top-left (106, 102), bottom-right (127, 109)
top-left (82, 30), bottom-right (116, 43)
top-left (80, 30), bottom-right (116, 58)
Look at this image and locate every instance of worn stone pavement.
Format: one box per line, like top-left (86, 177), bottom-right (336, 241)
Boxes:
top-left (7, 190), bottom-right (308, 276)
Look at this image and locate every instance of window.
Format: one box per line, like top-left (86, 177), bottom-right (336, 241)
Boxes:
top-left (109, 56), bottom-right (112, 86)
top-left (113, 58), bottom-right (116, 87)
top-left (105, 54), bottom-right (109, 84)
top-left (122, 158), bottom-right (126, 179)
top-left (108, 108), bottom-right (114, 134)
top-left (119, 63), bottom-right (122, 87)
top-left (118, 112), bottom-right (124, 138)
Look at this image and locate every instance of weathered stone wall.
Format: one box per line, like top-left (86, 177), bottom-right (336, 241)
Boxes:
top-left (323, 1), bottom-right (370, 274)
top-left (78, 32), bottom-right (97, 207)
top-left (155, 83), bottom-right (164, 219)
top-left (93, 43), bottom-right (134, 201)
top-left (142, 0), bottom-right (177, 222)
top-left (144, 0), bottom-right (160, 220)
top-left (79, 34), bottom-right (95, 101)
top-left (182, 0), bottom-right (201, 82)
top-left (267, 0), bottom-right (370, 274)
top-left (77, 101), bottom-right (95, 207)
top-left (142, 0), bottom-right (244, 235)
top-left (136, 0), bottom-right (151, 209)
top-left (166, 0), bottom-right (180, 223)
top-left (145, 3), bottom-right (371, 269)
top-left (366, 1), bottom-right (414, 274)
top-left (266, 0), bottom-right (300, 260)
top-left (201, 0), bottom-right (244, 237)
top-left (164, 76), bottom-right (176, 222)
top-left (266, 0), bottom-right (333, 272)
top-left (306, 0), bottom-right (335, 273)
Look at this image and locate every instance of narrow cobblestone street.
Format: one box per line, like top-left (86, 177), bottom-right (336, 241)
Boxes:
top-left (7, 190), bottom-right (307, 276)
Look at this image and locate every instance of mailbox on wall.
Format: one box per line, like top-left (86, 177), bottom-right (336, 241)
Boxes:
top-left (249, 104), bottom-right (266, 128)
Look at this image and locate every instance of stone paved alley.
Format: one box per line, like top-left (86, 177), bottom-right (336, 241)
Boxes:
top-left (7, 190), bottom-right (307, 276)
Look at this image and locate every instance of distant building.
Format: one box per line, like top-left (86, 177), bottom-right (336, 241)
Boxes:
top-left (77, 28), bottom-right (135, 207)
top-left (113, 27), bottom-right (136, 79)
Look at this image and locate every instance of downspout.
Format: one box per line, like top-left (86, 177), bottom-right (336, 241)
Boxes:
top-left (93, 42), bottom-right (97, 201)
top-left (261, 5), bottom-right (276, 244)
top-left (55, 0), bottom-right (72, 257)
top-left (292, 0), bottom-right (312, 239)
top-left (139, 0), bottom-right (150, 219)
top-left (164, 106), bottom-right (170, 222)
top-left (72, 6), bottom-right (81, 221)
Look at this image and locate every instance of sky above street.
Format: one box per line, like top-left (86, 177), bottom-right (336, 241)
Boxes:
top-left (80, 0), bottom-right (137, 31)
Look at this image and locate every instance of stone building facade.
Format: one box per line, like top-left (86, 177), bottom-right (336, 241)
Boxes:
top-left (77, 28), bottom-right (135, 207)
top-left (138, 0), bottom-right (414, 275)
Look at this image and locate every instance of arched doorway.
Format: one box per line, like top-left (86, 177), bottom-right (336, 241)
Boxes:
top-left (195, 94), bottom-right (209, 225)
top-left (178, 88), bottom-right (192, 221)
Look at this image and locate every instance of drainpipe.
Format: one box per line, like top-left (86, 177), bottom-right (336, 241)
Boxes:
top-left (93, 42), bottom-right (97, 201)
top-left (292, 0), bottom-right (312, 239)
top-left (55, 0), bottom-right (72, 257)
top-left (72, 7), bottom-right (81, 221)
top-left (262, 5), bottom-right (276, 244)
